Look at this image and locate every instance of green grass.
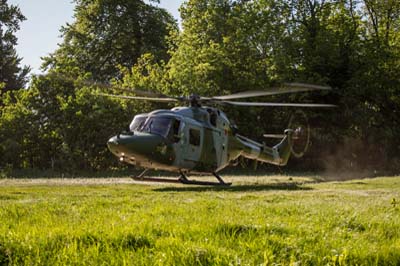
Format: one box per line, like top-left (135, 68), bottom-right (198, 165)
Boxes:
top-left (0, 175), bottom-right (399, 265)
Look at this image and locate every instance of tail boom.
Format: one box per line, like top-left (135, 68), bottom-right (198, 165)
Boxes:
top-left (234, 131), bottom-right (292, 166)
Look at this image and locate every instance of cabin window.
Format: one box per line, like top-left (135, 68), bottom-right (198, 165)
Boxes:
top-left (207, 109), bottom-right (217, 127)
top-left (189, 128), bottom-right (200, 146)
top-left (210, 112), bottom-right (217, 126)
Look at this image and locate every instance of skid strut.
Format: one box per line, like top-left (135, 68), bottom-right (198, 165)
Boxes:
top-left (131, 171), bottom-right (231, 186)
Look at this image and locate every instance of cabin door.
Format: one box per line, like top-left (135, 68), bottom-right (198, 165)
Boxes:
top-left (183, 124), bottom-right (203, 165)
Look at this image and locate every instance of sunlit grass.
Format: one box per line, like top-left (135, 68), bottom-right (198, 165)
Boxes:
top-left (0, 175), bottom-right (399, 265)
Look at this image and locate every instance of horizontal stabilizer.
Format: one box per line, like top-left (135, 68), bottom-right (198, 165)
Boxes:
top-left (263, 134), bottom-right (286, 139)
top-left (263, 134), bottom-right (300, 140)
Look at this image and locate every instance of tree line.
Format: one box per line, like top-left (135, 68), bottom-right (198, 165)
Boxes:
top-left (1, 0), bottom-right (399, 175)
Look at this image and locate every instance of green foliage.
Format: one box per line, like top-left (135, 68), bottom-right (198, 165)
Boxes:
top-left (0, 73), bottom-right (147, 170)
top-left (161, 0), bottom-right (400, 172)
top-left (42, 0), bottom-right (177, 81)
top-left (120, 53), bottom-right (167, 93)
top-left (0, 175), bottom-right (399, 264)
top-left (0, 89), bottom-right (39, 169)
top-left (1, 0), bottom-right (400, 172)
top-left (0, 0), bottom-right (176, 171)
top-left (164, 0), bottom-right (289, 96)
top-left (0, 0), bottom-right (30, 94)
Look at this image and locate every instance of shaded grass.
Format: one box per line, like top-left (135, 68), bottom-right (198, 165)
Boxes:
top-left (154, 181), bottom-right (313, 192)
top-left (0, 175), bottom-right (399, 265)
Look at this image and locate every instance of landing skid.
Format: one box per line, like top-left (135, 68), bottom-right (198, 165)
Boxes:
top-left (131, 171), bottom-right (231, 186)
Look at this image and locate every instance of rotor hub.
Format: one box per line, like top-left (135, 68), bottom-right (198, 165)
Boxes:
top-left (189, 94), bottom-right (201, 107)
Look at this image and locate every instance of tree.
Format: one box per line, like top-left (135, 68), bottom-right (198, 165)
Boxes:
top-left (0, 0), bottom-right (30, 95)
top-left (2, 0), bottom-right (400, 173)
top-left (42, 0), bottom-right (177, 82)
top-left (0, 88), bottom-right (39, 169)
top-left (0, 0), bottom-right (179, 171)
top-left (343, 0), bottom-right (400, 170)
top-left (161, 0), bottom-right (400, 172)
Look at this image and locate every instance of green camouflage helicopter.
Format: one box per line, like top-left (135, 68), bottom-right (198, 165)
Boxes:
top-left (103, 83), bottom-right (335, 186)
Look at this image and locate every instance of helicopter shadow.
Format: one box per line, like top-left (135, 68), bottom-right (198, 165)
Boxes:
top-left (153, 182), bottom-right (313, 193)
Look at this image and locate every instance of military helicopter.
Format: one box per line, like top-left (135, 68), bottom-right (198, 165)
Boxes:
top-left (102, 83), bottom-right (335, 186)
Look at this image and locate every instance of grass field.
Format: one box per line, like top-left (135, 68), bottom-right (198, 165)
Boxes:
top-left (0, 174), bottom-right (399, 265)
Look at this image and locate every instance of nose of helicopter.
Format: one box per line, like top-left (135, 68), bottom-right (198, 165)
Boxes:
top-left (107, 133), bottom-right (171, 163)
top-left (107, 136), bottom-right (121, 155)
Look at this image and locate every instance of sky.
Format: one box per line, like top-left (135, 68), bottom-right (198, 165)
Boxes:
top-left (8, 0), bottom-right (183, 74)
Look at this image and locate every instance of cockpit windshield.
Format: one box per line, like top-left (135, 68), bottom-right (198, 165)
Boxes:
top-left (129, 115), bottom-right (147, 132)
top-left (132, 115), bottom-right (181, 141)
top-left (138, 116), bottom-right (173, 138)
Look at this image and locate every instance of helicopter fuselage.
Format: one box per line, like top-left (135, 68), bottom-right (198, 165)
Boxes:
top-left (107, 106), bottom-right (292, 174)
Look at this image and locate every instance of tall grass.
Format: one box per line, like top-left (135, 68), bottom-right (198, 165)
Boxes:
top-left (0, 175), bottom-right (399, 265)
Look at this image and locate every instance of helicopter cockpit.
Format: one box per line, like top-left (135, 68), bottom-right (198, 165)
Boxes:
top-left (130, 115), bottom-right (181, 143)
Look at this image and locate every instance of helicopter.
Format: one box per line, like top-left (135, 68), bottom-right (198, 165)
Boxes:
top-left (102, 83), bottom-right (335, 186)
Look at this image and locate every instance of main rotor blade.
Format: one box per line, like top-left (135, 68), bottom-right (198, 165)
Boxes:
top-left (222, 101), bottom-right (337, 108)
top-left (114, 87), bottom-right (170, 98)
top-left (98, 93), bottom-right (180, 102)
top-left (35, 73), bottom-right (171, 99)
top-left (90, 83), bottom-right (170, 99)
top-left (213, 83), bottom-right (331, 100)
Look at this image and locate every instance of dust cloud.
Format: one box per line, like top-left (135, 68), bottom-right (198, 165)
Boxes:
top-left (319, 137), bottom-right (391, 181)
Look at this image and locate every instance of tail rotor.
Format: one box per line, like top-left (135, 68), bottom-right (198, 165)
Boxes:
top-left (287, 110), bottom-right (311, 158)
